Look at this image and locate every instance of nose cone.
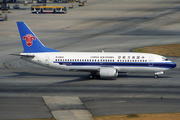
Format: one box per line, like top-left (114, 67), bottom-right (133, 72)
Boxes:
top-left (170, 62), bottom-right (177, 69)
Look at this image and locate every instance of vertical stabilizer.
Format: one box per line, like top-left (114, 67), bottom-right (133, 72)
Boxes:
top-left (17, 22), bottom-right (59, 53)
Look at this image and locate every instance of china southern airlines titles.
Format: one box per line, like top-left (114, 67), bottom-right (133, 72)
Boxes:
top-left (17, 22), bottom-right (176, 79)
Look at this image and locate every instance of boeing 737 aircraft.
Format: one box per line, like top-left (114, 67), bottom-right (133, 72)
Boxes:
top-left (17, 22), bottom-right (176, 79)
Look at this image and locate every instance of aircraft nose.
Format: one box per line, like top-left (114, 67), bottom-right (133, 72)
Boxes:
top-left (170, 62), bottom-right (177, 69)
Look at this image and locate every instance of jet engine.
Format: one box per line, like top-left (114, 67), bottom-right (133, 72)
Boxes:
top-left (99, 67), bottom-right (118, 78)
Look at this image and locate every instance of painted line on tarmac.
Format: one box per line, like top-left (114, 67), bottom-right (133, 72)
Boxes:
top-left (3, 58), bottom-right (21, 71)
top-left (2, 58), bottom-right (61, 75)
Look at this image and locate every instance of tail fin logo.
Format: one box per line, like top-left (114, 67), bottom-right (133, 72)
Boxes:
top-left (23, 34), bottom-right (36, 47)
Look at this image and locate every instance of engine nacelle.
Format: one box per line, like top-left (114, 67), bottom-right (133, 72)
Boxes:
top-left (99, 67), bottom-right (118, 78)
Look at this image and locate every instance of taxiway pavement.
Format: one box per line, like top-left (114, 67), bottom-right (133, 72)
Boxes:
top-left (0, 0), bottom-right (180, 119)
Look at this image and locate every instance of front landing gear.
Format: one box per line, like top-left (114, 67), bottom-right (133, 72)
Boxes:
top-left (154, 71), bottom-right (164, 79)
top-left (154, 75), bottom-right (158, 79)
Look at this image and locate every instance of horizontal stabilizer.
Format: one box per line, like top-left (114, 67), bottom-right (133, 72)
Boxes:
top-left (10, 53), bottom-right (35, 58)
top-left (20, 53), bottom-right (35, 57)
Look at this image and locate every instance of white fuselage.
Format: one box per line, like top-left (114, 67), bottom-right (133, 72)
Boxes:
top-left (20, 52), bottom-right (176, 73)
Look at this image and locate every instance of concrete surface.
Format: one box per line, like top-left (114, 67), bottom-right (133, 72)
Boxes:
top-left (0, 0), bottom-right (180, 119)
top-left (43, 96), bottom-right (94, 120)
top-left (0, 97), bottom-right (53, 120)
top-left (52, 110), bottom-right (93, 120)
top-left (80, 97), bottom-right (180, 116)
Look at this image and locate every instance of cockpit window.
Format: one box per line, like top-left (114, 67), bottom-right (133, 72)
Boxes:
top-left (165, 58), bottom-right (169, 61)
top-left (162, 57), bottom-right (169, 61)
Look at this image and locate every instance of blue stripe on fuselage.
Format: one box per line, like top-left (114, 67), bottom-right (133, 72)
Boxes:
top-left (53, 61), bottom-right (176, 69)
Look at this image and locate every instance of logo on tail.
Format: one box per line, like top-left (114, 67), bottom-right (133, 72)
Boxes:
top-left (23, 34), bottom-right (36, 47)
top-left (17, 22), bottom-right (60, 53)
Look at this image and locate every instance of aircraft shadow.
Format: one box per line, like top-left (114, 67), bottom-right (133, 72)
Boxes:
top-left (5, 72), bottom-right (171, 84)
top-left (8, 72), bottom-right (85, 78)
top-left (119, 75), bottom-right (170, 79)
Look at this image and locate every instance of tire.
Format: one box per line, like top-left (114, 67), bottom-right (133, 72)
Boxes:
top-left (89, 74), bottom-right (94, 79)
top-left (154, 75), bottom-right (158, 79)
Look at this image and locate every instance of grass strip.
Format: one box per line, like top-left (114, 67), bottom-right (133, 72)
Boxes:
top-left (132, 44), bottom-right (180, 57)
top-left (94, 113), bottom-right (180, 120)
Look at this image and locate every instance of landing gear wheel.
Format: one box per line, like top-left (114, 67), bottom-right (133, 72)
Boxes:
top-left (89, 74), bottom-right (94, 79)
top-left (154, 75), bottom-right (158, 79)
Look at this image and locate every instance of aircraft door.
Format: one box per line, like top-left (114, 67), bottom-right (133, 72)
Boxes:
top-left (45, 56), bottom-right (50, 66)
top-left (148, 56), bottom-right (153, 66)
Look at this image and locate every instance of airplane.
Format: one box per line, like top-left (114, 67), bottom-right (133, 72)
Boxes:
top-left (16, 22), bottom-right (176, 79)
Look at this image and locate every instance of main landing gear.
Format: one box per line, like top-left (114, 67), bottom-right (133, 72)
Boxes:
top-left (89, 72), bottom-right (100, 79)
top-left (154, 71), bottom-right (164, 79)
top-left (89, 74), bottom-right (94, 79)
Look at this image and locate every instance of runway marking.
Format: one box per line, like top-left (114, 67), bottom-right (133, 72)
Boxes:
top-left (2, 58), bottom-right (66, 75)
top-left (3, 58), bottom-right (21, 71)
